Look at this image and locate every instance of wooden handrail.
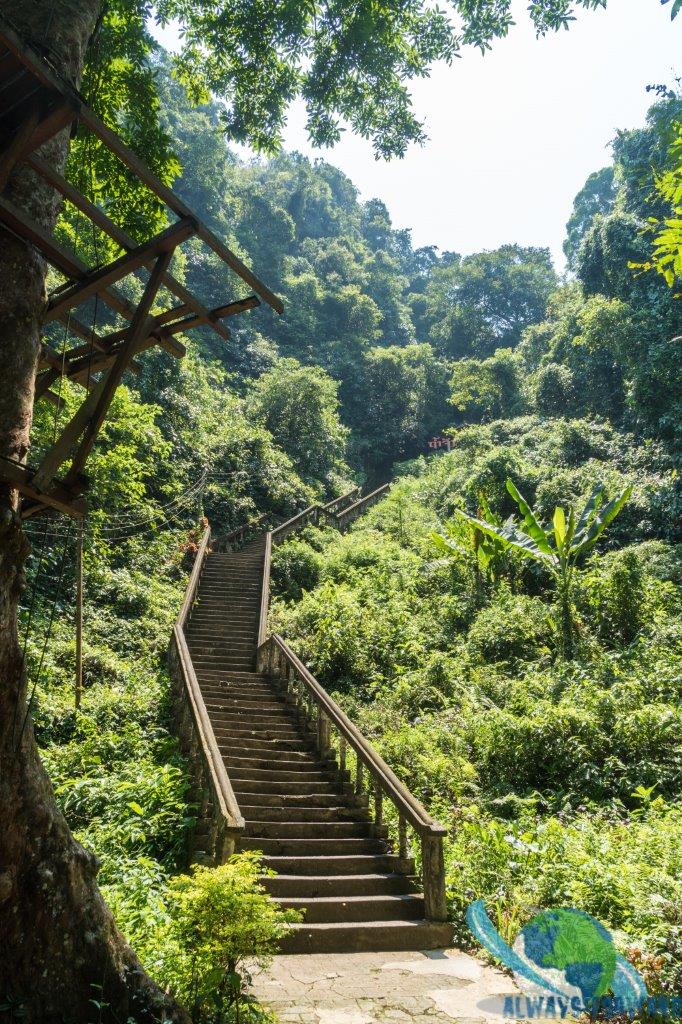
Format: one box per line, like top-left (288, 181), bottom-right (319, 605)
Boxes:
top-left (321, 486), bottom-right (361, 515)
top-left (264, 635), bottom-right (444, 836)
top-left (216, 513), bottom-right (268, 551)
top-left (270, 504), bottom-right (322, 545)
top-left (256, 631), bottom-right (448, 921)
top-left (169, 524), bottom-right (245, 860)
top-left (257, 530), bottom-right (272, 648)
top-left (335, 483), bottom-right (391, 529)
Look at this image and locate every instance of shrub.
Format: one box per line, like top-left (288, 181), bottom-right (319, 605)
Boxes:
top-left (534, 362), bottom-right (576, 417)
top-left (578, 546), bottom-right (649, 645)
top-left (465, 590), bottom-right (550, 664)
top-left (270, 540), bottom-right (322, 602)
top-left (157, 854), bottom-right (300, 1023)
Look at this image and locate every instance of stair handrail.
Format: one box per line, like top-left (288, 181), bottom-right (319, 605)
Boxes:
top-left (334, 483), bottom-right (391, 531)
top-left (257, 529), bottom-right (272, 649)
top-left (321, 486), bottom-right (361, 515)
top-left (270, 503), bottom-right (324, 545)
top-left (169, 524), bottom-right (245, 860)
top-left (218, 512), bottom-right (268, 551)
top-left (256, 632), bottom-right (448, 922)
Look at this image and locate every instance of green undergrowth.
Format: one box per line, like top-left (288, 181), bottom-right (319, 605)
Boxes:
top-left (270, 416), bottom-right (682, 998)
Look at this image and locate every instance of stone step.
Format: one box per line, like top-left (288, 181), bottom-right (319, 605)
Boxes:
top-left (198, 686), bottom-right (280, 701)
top-left (240, 836), bottom-right (384, 856)
top-left (262, 873), bottom-right (414, 898)
top-left (277, 894), bottom-right (425, 924)
top-left (201, 698), bottom-right (286, 713)
top-left (230, 778), bottom-right (337, 796)
top-left (198, 588), bottom-right (261, 598)
top-left (188, 630), bottom-right (258, 640)
top-left (260, 854), bottom-right (404, 876)
top-left (279, 920), bottom-right (454, 955)
top-left (241, 804), bottom-right (358, 822)
top-left (190, 645), bottom-right (256, 658)
top-left (225, 754), bottom-right (325, 773)
top-left (207, 707), bottom-right (294, 723)
top-left (237, 791), bottom-right (348, 809)
top-left (221, 739), bottom-right (312, 756)
top-left (194, 656), bottom-right (255, 668)
top-left (246, 820), bottom-right (369, 839)
top-left (227, 767), bottom-right (336, 785)
top-left (198, 671), bottom-right (268, 682)
top-left (213, 725), bottom-right (303, 742)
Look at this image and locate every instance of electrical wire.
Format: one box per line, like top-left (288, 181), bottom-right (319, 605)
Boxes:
top-left (14, 519), bottom-right (74, 750)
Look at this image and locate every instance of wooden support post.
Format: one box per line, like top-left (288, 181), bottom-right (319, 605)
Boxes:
top-left (317, 707), bottom-right (330, 757)
top-left (75, 521), bottom-right (83, 709)
top-left (374, 780), bottom-right (383, 828)
top-left (339, 736), bottom-right (347, 774)
top-left (421, 832), bottom-right (448, 922)
top-left (355, 757), bottom-right (364, 796)
top-left (399, 814), bottom-right (408, 859)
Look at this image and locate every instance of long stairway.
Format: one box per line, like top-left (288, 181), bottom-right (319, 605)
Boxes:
top-left (177, 501), bottom-right (453, 954)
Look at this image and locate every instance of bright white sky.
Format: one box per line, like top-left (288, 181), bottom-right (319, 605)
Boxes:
top-left (151, 0), bottom-right (681, 270)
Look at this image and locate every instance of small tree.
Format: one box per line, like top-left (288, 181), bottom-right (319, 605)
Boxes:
top-left (456, 479), bottom-right (631, 657)
top-left (159, 853), bottom-right (301, 1023)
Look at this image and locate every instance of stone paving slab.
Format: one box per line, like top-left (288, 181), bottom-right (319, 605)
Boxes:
top-left (250, 948), bottom-right (518, 1024)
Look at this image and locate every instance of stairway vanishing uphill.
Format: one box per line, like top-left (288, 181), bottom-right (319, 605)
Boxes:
top-left (184, 525), bottom-right (452, 955)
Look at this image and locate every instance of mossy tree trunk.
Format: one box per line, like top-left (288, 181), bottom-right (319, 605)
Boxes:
top-left (0, 4), bottom-right (189, 1020)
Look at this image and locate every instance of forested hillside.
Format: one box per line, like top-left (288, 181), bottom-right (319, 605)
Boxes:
top-left (22, 51), bottom-right (681, 1019)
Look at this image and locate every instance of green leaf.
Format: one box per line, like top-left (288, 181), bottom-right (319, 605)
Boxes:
top-left (128, 801), bottom-right (145, 816)
top-left (553, 506), bottom-right (566, 552)
top-left (573, 485), bottom-right (604, 543)
top-left (574, 485), bottom-right (632, 555)
top-left (458, 512), bottom-right (554, 565)
top-left (506, 479), bottom-right (553, 555)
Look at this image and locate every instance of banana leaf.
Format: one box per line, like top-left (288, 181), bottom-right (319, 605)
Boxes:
top-left (506, 479), bottom-right (554, 555)
top-left (576, 485), bottom-right (633, 554)
top-left (458, 513), bottom-right (555, 565)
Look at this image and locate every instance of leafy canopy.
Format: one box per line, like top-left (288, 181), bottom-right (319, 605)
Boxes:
top-left (87, 0), bottom-right (611, 169)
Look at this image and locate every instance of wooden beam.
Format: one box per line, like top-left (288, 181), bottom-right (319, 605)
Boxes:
top-left (0, 103), bottom-right (39, 190)
top-left (21, 100), bottom-right (75, 156)
top-left (0, 25), bottom-right (281, 315)
top-left (0, 194), bottom-right (135, 322)
top-left (65, 252), bottom-right (173, 484)
top-left (32, 254), bottom-right (172, 493)
top-left (157, 295), bottom-right (260, 338)
top-left (56, 313), bottom-right (108, 352)
top-left (44, 217), bottom-right (196, 322)
top-left (26, 155), bottom-right (231, 342)
top-left (80, 108), bottom-right (284, 314)
top-left (0, 459), bottom-right (86, 518)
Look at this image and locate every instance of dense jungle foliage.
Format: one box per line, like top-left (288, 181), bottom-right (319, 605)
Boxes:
top-left (23, 49), bottom-right (681, 1019)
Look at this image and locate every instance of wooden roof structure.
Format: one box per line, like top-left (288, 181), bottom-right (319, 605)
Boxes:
top-left (0, 18), bottom-right (283, 520)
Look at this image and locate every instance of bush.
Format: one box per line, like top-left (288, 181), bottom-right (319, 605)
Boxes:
top-left (465, 590), bottom-right (551, 664)
top-left (534, 362), bottom-right (576, 417)
top-left (156, 854), bottom-right (300, 1023)
top-left (270, 540), bottom-right (322, 602)
top-left (578, 546), bottom-right (649, 645)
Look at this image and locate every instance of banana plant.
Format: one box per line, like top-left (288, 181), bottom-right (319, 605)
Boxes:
top-left (456, 478), bottom-right (632, 657)
top-left (431, 495), bottom-right (507, 605)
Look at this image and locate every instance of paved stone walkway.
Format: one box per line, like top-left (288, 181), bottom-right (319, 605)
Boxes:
top-left (250, 948), bottom-right (517, 1024)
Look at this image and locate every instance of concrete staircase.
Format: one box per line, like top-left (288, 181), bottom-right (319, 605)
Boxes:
top-left (184, 531), bottom-right (453, 954)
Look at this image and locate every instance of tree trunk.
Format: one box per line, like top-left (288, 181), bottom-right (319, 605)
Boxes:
top-left (0, 5), bottom-right (189, 1021)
